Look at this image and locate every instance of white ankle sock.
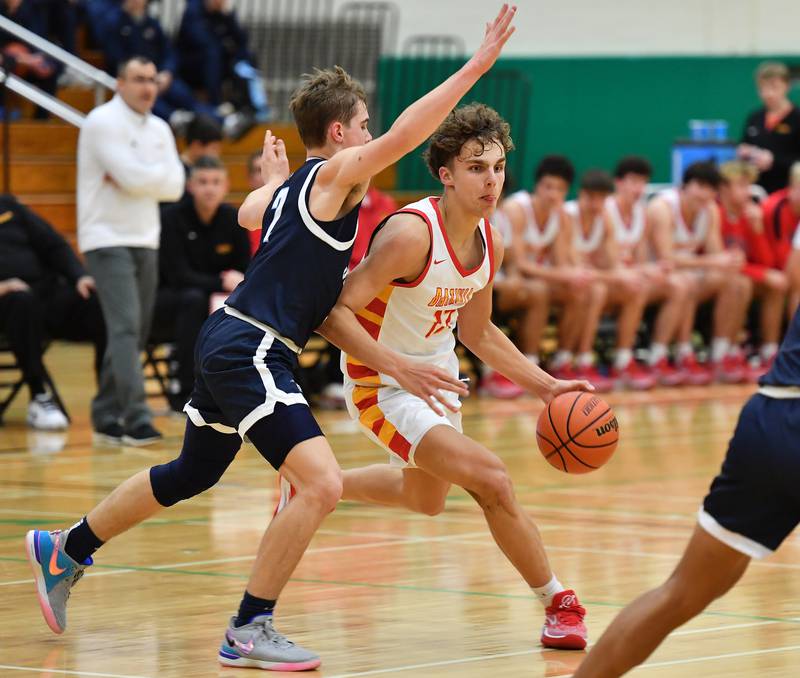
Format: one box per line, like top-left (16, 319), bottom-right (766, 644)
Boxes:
top-left (551, 350), bottom-right (573, 369)
top-left (677, 342), bottom-right (693, 360)
top-left (614, 348), bottom-right (633, 370)
top-left (761, 343), bottom-right (778, 361)
top-left (577, 352), bottom-right (594, 368)
top-left (710, 337), bottom-right (730, 364)
top-left (648, 343), bottom-right (667, 366)
top-left (532, 575), bottom-right (565, 607)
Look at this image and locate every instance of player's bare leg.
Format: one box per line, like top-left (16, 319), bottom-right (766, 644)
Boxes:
top-left (415, 425), bottom-right (588, 649)
top-left (85, 470), bottom-right (163, 540)
top-left (756, 272), bottom-right (789, 349)
top-left (576, 281), bottom-right (607, 357)
top-left (493, 278), bottom-right (551, 358)
top-left (573, 526), bottom-right (750, 678)
top-left (246, 437), bottom-right (342, 599)
top-left (606, 271), bottom-right (653, 389)
top-left (342, 465), bottom-right (450, 516)
top-left (649, 271), bottom-right (692, 348)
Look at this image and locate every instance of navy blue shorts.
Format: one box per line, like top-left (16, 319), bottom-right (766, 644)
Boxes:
top-left (184, 309), bottom-right (322, 469)
top-left (700, 394), bottom-right (800, 558)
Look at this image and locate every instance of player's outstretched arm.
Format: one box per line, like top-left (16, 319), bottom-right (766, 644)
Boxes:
top-left (457, 229), bottom-right (594, 402)
top-left (238, 130), bottom-right (291, 230)
top-left (318, 4), bottom-right (517, 190)
top-left (317, 215), bottom-right (468, 415)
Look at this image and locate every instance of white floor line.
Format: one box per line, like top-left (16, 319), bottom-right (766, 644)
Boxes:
top-left (639, 643), bottom-right (800, 669)
top-left (323, 638), bottom-right (800, 678)
top-left (0, 665), bottom-right (152, 678)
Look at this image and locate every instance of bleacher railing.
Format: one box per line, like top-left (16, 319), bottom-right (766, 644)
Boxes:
top-left (0, 14), bottom-right (116, 109)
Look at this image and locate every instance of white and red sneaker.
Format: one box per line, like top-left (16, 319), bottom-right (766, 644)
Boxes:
top-left (479, 371), bottom-right (525, 399)
top-left (574, 365), bottom-right (614, 393)
top-left (676, 354), bottom-right (712, 386)
top-left (712, 354), bottom-right (746, 384)
top-left (610, 361), bottom-right (656, 391)
top-left (541, 589), bottom-right (587, 650)
top-left (549, 364), bottom-right (577, 381)
top-left (649, 357), bottom-right (685, 387)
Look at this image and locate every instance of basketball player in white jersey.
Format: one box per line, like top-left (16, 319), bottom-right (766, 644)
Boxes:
top-left (647, 162), bottom-right (752, 384)
top-left (318, 105), bottom-right (594, 649)
top-left (499, 156), bottom-right (607, 384)
top-left (607, 157), bottom-right (693, 386)
top-left (564, 170), bottom-right (654, 390)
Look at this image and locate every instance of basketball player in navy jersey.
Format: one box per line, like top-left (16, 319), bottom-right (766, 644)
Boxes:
top-left (573, 307), bottom-right (800, 676)
top-left (24, 6), bottom-right (517, 671)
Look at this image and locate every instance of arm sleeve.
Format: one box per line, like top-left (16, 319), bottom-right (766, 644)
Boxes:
top-left (19, 201), bottom-right (86, 283)
top-left (160, 211), bottom-right (224, 292)
top-left (86, 115), bottom-right (185, 200)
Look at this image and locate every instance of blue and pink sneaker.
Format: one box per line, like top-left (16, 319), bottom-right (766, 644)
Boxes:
top-left (219, 614), bottom-right (321, 671)
top-left (25, 529), bottom-right (91, 634)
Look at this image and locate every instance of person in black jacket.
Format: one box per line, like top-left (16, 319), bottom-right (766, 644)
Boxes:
top-left (175, 0), bottom-right (269, 122)
top-left (739, 61), bottom-right (800, 194)
top-left (0, 195), bottom-right (106, 428)
top-left (101, 0), bottom-right (216, 125)
top-left (155, 156), bottom-right (250, 409)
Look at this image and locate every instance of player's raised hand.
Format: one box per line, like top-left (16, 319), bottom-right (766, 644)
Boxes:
top-left (469, 4), bottom-right (517, 75)
top-left (260, 129), bottom-right (290, 185)
top-left (394, 361), bottom-right (469, 416)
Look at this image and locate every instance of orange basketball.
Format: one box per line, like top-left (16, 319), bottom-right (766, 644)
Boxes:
top-left (536, 391), bottom-right (619, 474)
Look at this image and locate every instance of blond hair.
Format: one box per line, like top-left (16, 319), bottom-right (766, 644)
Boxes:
top-left (755, 61), bottom-right (790, 83)
top-left (289, 66), bottom-right (367, 148)
top-left (720, 160), bottom-right (758, 184)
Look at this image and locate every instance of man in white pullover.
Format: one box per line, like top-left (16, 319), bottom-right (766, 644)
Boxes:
top-left (78, 56), bottom-right (185, 445)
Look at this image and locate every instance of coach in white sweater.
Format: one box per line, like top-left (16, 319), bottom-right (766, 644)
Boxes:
top-left (78, 56), bottom-right (184, 446)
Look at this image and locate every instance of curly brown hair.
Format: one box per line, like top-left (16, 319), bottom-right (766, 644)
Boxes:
top-left (423, 103), bottom-right (514, 180)
top-left (289, 66), bottom-right (367, 148)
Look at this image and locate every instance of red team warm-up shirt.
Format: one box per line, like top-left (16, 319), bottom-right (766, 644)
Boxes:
top-left (762, 189), bottom-right (800, 270)
top-left (718, 204), bottom-right (777, 282)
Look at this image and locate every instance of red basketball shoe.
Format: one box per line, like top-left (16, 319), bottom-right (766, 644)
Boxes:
top-left (676, 353), bottom-right (712, 386)
top-left (541, 589), bottom-right (587, 650)
top-left (479, 370), bottom-right (524, 399)
top-left (649, 357), bottom-right (685, 387)
top-left (575, 365), bottom-right (613, 393)
top-left (610, 361), bottom-right (656, 391)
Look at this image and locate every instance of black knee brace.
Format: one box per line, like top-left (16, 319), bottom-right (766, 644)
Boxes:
top-left (150, 422), bottom-right (241, 507)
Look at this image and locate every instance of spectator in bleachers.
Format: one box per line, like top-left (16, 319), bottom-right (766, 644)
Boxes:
top-left (156, 156), bottom-right (250, 410)
top-left (176, 0), bottom-right (269, 126)
top-left (762, 161), bottom-right (800, 318)
top-left (0, 0), bottom-right (60, 116)
top-left (738, 62), bottom-right (800, 194)
top-left (494, 156), bottom-right (604, 389)
top-left (718, 160), bottom-right (787, 378)
top-left (84, 0), bottom-right (121, 45)
top-left (0, 194), bottom-right (105, 429)
top-left (607, 157), bottom-right (692, 387)
top-left (647, 162), bottom-right (752, 385)
top-left (564, 170), bottom-right (654, 390)
top-left (78, 55), bottom-right (184, 445)
top-left (101, 0), bottom-right (216, 129)
top-left (174, 113), bottom-right (223, 202)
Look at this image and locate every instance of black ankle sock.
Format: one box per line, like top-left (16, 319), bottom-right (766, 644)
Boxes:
top-left (64, 517), bottom-right (104, 564)
top-left (234, 591), bottom-right (276, 627)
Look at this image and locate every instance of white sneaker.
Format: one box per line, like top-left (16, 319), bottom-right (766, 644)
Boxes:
top-left (27, 394), bottom-right (68, 430)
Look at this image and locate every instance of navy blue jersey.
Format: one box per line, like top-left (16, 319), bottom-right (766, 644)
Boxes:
top-left (760, 306), bottom-right (800, 387)
top-left (226, 157), bottom-right (360, 348)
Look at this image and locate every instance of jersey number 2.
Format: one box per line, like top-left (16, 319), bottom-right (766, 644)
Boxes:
top-left (263, 187), bottom-right (289, 243)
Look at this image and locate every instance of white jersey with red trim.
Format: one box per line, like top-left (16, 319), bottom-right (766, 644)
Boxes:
top-left (606, 195), bottom-right (646, 264)
top-left (343, 196), bottom-right (494, 388)
top-left (507, 190), bottom-right (559, 264)
top-left (564, 200), bottom-right (605, 260)
top-left (659, 188), bottom-right (710, 254)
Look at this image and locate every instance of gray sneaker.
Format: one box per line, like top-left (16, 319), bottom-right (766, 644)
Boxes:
top-left (25, 528), bottom-right (90, 634)
top-left (218, 614), bottom-right (321, 671)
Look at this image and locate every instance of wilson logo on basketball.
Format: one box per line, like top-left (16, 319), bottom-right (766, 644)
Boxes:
top-left (581, 397), bottom-right (600, 417)
top-left (595, 417), bottom-right (619, 437)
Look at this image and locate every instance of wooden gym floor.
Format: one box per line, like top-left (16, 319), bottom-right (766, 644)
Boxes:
top-left (1, 343), bottom-right (799, 677)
